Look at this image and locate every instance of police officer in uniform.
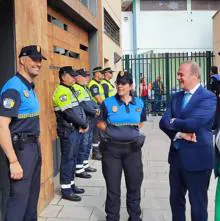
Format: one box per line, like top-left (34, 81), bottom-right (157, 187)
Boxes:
top-left (101, 67), bottom-right (116, 98)
top-left (53, 66), bottom-right (88, 201)
top-left (0, 45), bottom-right (46, 221)
top-left (72, 69), bottom-right (98, 178)
top-left (208, 66), bottom-right (220, 221)
top-left (87, 66), bottom-right (105, 160)
top-left (97, 71), bottom-right (146, 221)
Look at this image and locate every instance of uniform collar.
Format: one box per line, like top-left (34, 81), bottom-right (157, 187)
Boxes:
top-left (75, 83), bottom-right (84, 87)
top-left (115, 94), bottom-right (136, 105)
top-left (60, 82), bottom-right (72, 90)
top-left (93, 78), bottom-right (100, 83)
top-left (16, 72), bottom-right (35, 90)
top-left (103, 78), bottom-right (115, 87)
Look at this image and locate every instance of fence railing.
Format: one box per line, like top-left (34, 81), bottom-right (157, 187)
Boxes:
top-left (123, 51), bottom-right (213, 113)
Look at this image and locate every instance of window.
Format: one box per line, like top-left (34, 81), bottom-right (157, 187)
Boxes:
top-left (80, 44), bottom-right (88, 51)
top-left (140, 0), bottom-right (187, 11)
top-left (53, 46), bottom-right (80, 59)
top-left (191, 0), bottom-right (220, 10)
top-left (80, 0), bottom-right (97, 15)
top-left (104, 9), bottom-right (120, 46)
top-left (48, 14), bottom-right (68, 31)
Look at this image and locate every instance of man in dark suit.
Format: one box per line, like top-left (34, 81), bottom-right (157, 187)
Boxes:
top-left (159, 61), bottom-right (217, 221)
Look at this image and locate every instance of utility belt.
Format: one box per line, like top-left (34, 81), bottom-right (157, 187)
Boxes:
top-left (12, 133), bottom-right (39, 150)
top-left (100, 132), bottom-right (145, 151)
top-left (57, 124), bottom-right (77, 138)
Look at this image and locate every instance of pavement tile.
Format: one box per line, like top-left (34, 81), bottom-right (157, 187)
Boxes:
top-left (40, 205), bottom-right (63, 218)
top-left (58, 206), bottom-right (93, 219)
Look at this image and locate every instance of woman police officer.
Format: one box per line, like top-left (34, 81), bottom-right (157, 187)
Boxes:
top-left (97, 71), bottom-right (146, 221)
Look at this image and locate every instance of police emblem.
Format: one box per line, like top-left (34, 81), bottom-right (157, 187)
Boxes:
top-left (112, 106), bottom-right (118, 112)
top-left (37, 45), bottom-right (41, 52)
top-left (59, 95), bottom-right (67, 102)
top-left (3, 98), bottom-right (15, 109)
top-left (136, 108), bottom-right (141, 112)
top-left (119, 71), bottom-right (124, 76)
top-left (23, 90), bottom-right (29, 98)
top-left (93, 87), bottom-right (98, 94)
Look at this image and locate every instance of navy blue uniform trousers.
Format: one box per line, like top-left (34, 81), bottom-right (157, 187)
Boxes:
top-left (101, 144), bottom-right (143, 221)
top-left (169, 162), bottom-right (211, 221)
top-left (6, 142), bottom-right (41, 221)
top-left (60, 130), bottom-right (81, 192)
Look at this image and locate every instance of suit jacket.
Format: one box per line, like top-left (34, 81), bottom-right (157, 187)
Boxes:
top-left (159, 85), bottom-right (217, 171)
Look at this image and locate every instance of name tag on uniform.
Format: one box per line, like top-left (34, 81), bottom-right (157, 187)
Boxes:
top-left (23, 90), bottom-right (29, 98)
top-left (112, 106), bottom-right (118, 112)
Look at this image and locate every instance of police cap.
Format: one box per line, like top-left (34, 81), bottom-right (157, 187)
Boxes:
top-left (59, 66), bottom-right (78, 79)
top-left (116, 71), bottom-right (133, 84)
top-left (92, 66), bottom-right (104, 74)
top-left (103, 67), bottom-right (114, 74)
top-left (76, 68), bottom-right (90, 77)
top-left (19, 45), bottom-right (47, 60)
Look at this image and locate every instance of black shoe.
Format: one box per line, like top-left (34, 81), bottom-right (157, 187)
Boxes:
top-left (85, 166), bottom-right (97, 173)
top-left (72, 186), bottom-right (85, 194)
top-left (62, 192), bottom-right (81, 201)
top-left (91, 152), bottom-right (102, 160)
top-left (76, 171), bottom-right (92, 179)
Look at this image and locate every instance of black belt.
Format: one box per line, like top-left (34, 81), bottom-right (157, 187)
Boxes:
top-left (100, 132), bottom-right (145, 149)
top-left (12, 134), bottom-right (39, 144)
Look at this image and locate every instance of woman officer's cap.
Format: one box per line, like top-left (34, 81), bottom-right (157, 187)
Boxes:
top-left (116, 71), bottom-right (133, 84)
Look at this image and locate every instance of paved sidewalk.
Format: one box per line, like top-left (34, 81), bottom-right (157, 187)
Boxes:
top-left (39, 116), bottom-right (216, 221)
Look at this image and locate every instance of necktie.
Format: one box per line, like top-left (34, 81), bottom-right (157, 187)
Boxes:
top-left (181, 92), bottom-right (191, 109)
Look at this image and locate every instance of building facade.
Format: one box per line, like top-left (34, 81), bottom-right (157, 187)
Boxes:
top-left (0, 0), bottom-right (103, 217)
top-left (213, 10), bottom-right (220, 67)
top-left (102, 0), bottom-right (122, 71)
top-left (122, 0), bottom-right (220, 54)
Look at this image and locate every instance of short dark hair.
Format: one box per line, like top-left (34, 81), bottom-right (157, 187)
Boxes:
top-left (210, 66), bottom-right (218, 75)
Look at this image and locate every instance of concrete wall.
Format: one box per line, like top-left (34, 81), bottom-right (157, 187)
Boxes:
top-left (102, 0), bottom-right (122, 71)
top-left (122, 6), bottom-right (217, 54)
top-left (213, 11), bottom-right (220, 67)
top-left (121, 12), bottom-right (133, 54)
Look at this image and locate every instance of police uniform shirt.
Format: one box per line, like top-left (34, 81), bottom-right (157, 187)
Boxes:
top-left (102, 79), bottom-right (115, 98)
top-left (53, 83), bottom-right (87, 130)
top-left (101, 94), bottom-right (146, 141)
top-left (0, 73), bottom-right (40, 136)
top-left (90, 79), bottom-right (101, 97)
top-left (72, 83), bottom-right (97, 117)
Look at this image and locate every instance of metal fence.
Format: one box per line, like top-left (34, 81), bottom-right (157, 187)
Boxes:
top-left (123, 51), bottom-right (214, 113)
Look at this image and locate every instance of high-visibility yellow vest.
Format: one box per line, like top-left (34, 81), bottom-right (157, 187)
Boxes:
top-left (72, 83), bottom-right (91, 103)
top-left (87, 79), bottom-right (105, 103)
top-left (101, 79), bottom-right (116, 97)
top-left (53, 84), bottom-right (79, 112)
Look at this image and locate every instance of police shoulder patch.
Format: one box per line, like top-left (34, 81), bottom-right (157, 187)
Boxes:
top-left (59, 95), bottom-right (67, 102)
top-left (92, 87), bottom-right (98, 94)
top-left (3, 98), bottom-right (15, 109)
